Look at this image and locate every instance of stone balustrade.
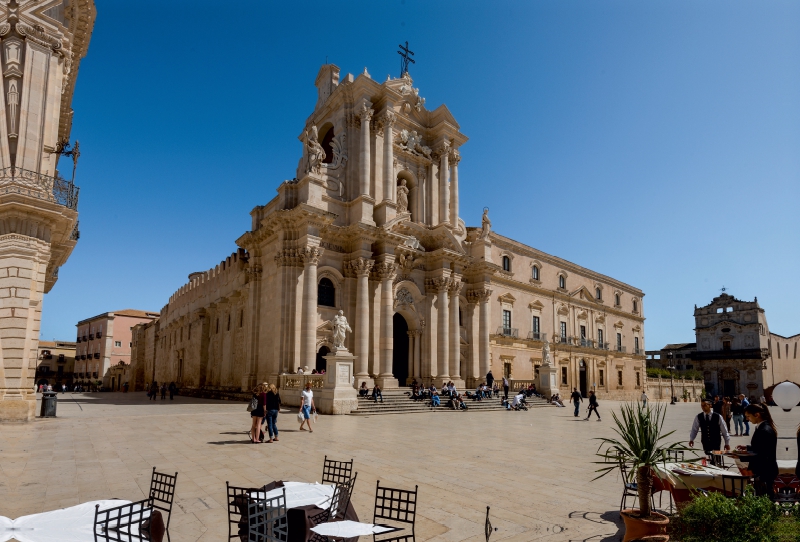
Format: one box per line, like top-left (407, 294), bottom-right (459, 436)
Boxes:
top-left (277, 374), bottom-right (325, 407)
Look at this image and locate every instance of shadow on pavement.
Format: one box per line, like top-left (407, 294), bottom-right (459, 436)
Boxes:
top-left (567, 510), bottom-right (623, 542)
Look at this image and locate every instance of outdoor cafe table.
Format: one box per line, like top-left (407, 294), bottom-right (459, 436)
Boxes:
top-left (246, 481), bottom-right (359, 542)
top-left (652, 462), bottom-right (744, 504)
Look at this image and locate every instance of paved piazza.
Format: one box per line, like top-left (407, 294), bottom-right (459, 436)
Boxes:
top-left (0, 395), bottom-right (752, 541)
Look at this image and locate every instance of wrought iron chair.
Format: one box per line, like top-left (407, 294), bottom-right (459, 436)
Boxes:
top-left (321, 455), bottom-right (354, 486)
top-left (372, 480), bottom-right (418, 539)
top-left (226, 482), bottom-right (259, 541)
top-left (247, 488), bottom-right (288, 542)
top-left (618, 460), bottom-right (655, 512)
top-left (308, 474), bottom-right (359, 542)
top-left (94, 498), bottom-right (154, 540)
top-left (657, 449), bottom-right (684, 513)
top-left (721, 475), bottom-right (749, 498)
top-left (149, 467), bottom-right (178, 530)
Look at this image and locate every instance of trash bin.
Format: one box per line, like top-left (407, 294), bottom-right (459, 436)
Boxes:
top-left (40, 391), bottom-right (57, 417)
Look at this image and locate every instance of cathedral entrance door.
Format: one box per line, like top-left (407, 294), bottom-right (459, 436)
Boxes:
top-left (315, 346), bottom-right (330, 373)
top-left (392, 313), bottom-right (410, 386)
top-left (579, 361), bottom-right (588, 398)
top-left (723, 379), bottom-right (736, 398)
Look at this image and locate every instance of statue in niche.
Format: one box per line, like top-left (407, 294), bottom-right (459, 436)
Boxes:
top-left (397, 179), bottom-right (409, 212)
top-left (305, 125), bottom-right (326, 174)
top-left (541, 336), bottom-right (552, 367)
top-left (479, 207), bottom-right (491, 239)
top-left (332, 310), bottom-right (352, 352)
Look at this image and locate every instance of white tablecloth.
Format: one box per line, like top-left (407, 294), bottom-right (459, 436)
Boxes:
top-left (250, 481), bottom-right (335, 510)
top-left (0, 500), bottom-right (137, 542)
top-left (311, 520), bottom-right (395, 537)
top-left (731, 457), bottom-right (798, 475)
top-left (653, 462), bottom-right (740, 491)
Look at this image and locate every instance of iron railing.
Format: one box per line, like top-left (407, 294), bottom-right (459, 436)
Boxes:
top-left (0, 167), bottom-right (79, 210)
top-left (526, 331), bottom-right (546, 341)
top-left (579, 337), bottom-right (594, 348)
top-left (555, 335), bottom-right (570, 344)
top-left (634, 347), bottom-right (644, 355)
top-left (616, 345), bottom-right (627, 353)
top-left (70, 220), bottom-right (80, 240)
top-left (596, 342), bottom-right (610, 351)
top-left (496, 327), bottom-right (519, 338)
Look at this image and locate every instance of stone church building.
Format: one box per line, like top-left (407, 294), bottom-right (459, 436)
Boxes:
top-left (131, 64), bottom-right (647, 399)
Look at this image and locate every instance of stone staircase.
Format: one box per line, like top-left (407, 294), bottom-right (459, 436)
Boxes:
top-left (349, 389), bottom-right (552, 416)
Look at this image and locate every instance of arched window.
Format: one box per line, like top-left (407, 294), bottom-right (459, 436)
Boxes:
top-left (532, 266), bottom-right (539, 281)
top-left (595, 287), bottom-right (602, 300)
top-left (559, 275), bottom-right (566, 289)
top-left (320, 126), bottom-right (335, 164)
top-left (502, 256), bottom-right (511, 272)
top-left (318, 278), bottom-right (336, 307)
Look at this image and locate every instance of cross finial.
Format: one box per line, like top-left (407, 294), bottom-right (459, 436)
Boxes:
top-left (398, 41), bottom-right (415, 77)
top-left (720, 286), bottom-right (727, 293)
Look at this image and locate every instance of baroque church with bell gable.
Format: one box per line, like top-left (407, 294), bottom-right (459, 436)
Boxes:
top-left (130, 63), bottom-right (647, 402)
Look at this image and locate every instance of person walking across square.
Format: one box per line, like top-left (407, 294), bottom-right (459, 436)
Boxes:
top-left (570, 388), bottom-right (583, 417)
top-left (299, 382), bottom-right (315, 433)
top-left (739, 394), bottom-right (751, 436)
top-left (689, 400), bottom-right (731, 455)
top-left (585, 390), bottom-right (601, 421)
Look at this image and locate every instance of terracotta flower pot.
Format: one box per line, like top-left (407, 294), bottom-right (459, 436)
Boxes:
top-left (620, 509), bottom-right (669, 542)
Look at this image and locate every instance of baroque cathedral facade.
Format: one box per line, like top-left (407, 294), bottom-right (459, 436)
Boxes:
top-left (131, 64), bottom-right (646, 399)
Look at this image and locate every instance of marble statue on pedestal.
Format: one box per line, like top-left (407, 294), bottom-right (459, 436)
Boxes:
top-left (332, 310), bottom-right (352, 352)
top-left (479, 207), bottom-right (491, 239)
top-left (541, 337), bottom-right (552, 366)
top-left (305, 125), bottom-right (326, 174)
top-left (397, 179), bottom-right (409, 212)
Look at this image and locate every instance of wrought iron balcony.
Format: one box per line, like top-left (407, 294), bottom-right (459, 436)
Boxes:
top-left (93, 352), bottom-right (100, 359)
top-left (96, 331), bottom-right (102, 338)
top-left (70, 220), bottom-right (80, 241)
top-left (554, 335), bottom-right (570, 345)
top-left (92, 372), bottom-right (98, 378)
top-left (89, 334), bottom-right (94, 340)
top-left (0, 167), bottom-right (79, 210)
top-left (526, 331), bottom-right (546, 341)
top-left (616, 345), bottom-right (627, 353)
top-left (579, 337), bottom-right (594, 348)
top-left (634, 347), bottom-right (644, 355)
top-left (496, 327), bottom-right (519, 338)
top-left (596, 342), bottom-right (610, 351)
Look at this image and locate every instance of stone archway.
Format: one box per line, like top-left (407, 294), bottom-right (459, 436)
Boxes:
top-left (393, 313), bottom-right (410, 385)
top-left (316, 345), bottom-right (330, 373)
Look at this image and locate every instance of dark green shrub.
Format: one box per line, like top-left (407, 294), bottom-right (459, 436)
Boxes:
top-left (671, 488), bottom-right (780, 542)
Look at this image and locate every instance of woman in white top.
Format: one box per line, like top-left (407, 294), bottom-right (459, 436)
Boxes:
top-left (299, 382), bottom-right (316, 432)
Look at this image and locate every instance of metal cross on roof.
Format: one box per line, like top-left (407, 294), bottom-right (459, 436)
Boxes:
top-left (398, 41), bottom-right (415, 77)
top-left (721, 286), bottom-right (727, 293)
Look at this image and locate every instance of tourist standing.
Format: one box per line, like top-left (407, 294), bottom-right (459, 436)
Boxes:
top-left (739, 394), bottom-right (751, 436)
top-left (640, 390), bottom-right (648, 408)
top-left (149, 381), bottom-right (158, 401)
top-left (722, 397), bottom-right (732, 432)
top-left (585, 391), bottom-right (601, 421)
top-left (502, 376), bottom-right (509, 400)
top-left (737, 403), bottom-right (778, 498)
top-left (486, 370), bottom-right (494, 389)
top-left (570, 388), bottom-right (583, 417)
top-left (160, 383), bottom-right (167, 400)
top-left (299, 382), bottom-right (315, 432)
top-left (265, 383), bottom-right (281, 443)
top-left (689, 400), bottom-right (731, 454)
top-left (168, 382), bottom-right (176, 400)
top-left (731, 398), bottom-right (745, 436)
top-left (249, 383), bottom-right (267, 443)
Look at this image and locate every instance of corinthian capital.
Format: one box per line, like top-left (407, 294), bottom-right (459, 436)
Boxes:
top-left (357, 101), bottom-right (374, 123)
top-left (447, 277), bottom-right (464, 295)
top-left (373, 261), bottom-right (397, 281)
top-left (449, 148), bottom-right (461, 165)
top-left (298, 246), bottom-right (323, 266)
top-left (466, 288), bottom-right (493, 304)
top-left (426, 277), bottom-right (450, 292)
top-left (345, 257), bottom-right (374, 278)
top-left (377, 109), bottom-right (396, 130)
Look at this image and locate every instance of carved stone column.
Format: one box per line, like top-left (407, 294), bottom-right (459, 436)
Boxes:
top-left (437, 141), bottom-right (451, 225)
top-left (375, 260), bottom-right (398, 388)
top-left (448, 277), bottom-right (464, 385)
top-left (346, 257), bottom-right (374, 385)
top-left (414, 327), bottom-right (424, 382)
top-left (358, 102), bottom-right (373, 197)
top-left (299, 246), bottom-right (323, 371)
top-left (430, 277), bottom-right (450, 384)
top-left (468, 288), bottom-right (492, 383)
top-left (407, 330), bottom-right (415, 382)
top-left (450, 149), bottom-right (460, 228)
top-left (381, 110), bottom-right (396, 202)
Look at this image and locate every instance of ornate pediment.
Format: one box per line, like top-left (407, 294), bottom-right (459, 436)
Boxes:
top-left (614, 321), bottom-right (624, 329)
top-left (528, 300), bottom-right (544, 311)
top-left (497, 293), bottom-right (516, 305)
top-left (557, 304), bottom-right (569, 316)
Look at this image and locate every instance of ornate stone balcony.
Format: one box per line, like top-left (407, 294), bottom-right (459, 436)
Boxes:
top-left (0, 167), bottom-right (80, 210)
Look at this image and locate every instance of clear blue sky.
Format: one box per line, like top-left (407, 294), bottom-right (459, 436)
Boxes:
top-left (42, 0), bottom-right (800, 348)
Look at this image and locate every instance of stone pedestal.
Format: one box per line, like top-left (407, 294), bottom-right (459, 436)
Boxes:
top-left (374, 201), bottom-right (397, 226)
top-left (315, 351), bottom-right (358, 415)
top-left (349, 195), bottom-right (375, 226)
top-left (539, 364), bottom-right (559, 399)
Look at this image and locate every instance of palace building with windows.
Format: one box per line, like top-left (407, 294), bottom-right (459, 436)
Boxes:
top-left (130, 64), bottom-right (647, 401)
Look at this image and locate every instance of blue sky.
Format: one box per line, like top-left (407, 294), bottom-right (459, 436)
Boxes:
top-left (42, 0), bottom-right (800, 348)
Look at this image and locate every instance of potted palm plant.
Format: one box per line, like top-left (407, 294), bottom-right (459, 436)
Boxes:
top-left (594, 402), bottom-right (692, 542)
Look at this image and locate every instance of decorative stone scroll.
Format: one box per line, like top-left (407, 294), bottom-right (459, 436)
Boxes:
top-left (16, 23), bottom-right (63, 52)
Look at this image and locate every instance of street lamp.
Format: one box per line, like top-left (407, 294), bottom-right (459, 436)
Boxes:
top-left (667, 351), bottom-right (676, 405)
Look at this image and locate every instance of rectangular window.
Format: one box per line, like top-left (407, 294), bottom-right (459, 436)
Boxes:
top-left (636, 372), bottom-right (640, 386)
top-left (502, 310), bottom-right (511, 333)
top-left (597, 329), bottom-right (604, 345)
top-left (618, 371), bottom-right (623, 386)
top-left (723, 340), bottom-right (732, 352)
top-left (561, 367), bottom-right (567, 385)
top-left (580, 325), bottom-right (586, 339)
top-left (617, 333), bottom-right (622, 349)
top-left (634, 337), bottom-right (639, 352)
top-left (532, 316), bottom-right (540, 334)
top-left (560, 321), bottom-right (567, 340)
top-left (114, 341), bottom-right (121, 347)
top-left (599, 370), bottom-right (604, 386)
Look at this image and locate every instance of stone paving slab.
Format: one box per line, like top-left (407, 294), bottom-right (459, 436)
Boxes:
top-left (0, 393), bottom-right (757, 541)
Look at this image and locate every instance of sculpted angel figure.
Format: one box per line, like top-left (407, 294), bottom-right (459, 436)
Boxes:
top-left (397, 179), bottom-right (409, 212)
top-left (305, 125), bottom-right (326, 174)
top-left (479, 208), bottom-right (492, 239)
top-left (332, 310), bottom-right (352, 351)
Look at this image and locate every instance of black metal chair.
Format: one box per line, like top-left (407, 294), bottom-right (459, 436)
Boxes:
top-left (721, 475), bottom-right (749, 498)
top-left (149, 467), bottom-right (178, 530)
top-left (247, 487), bottom-right (288, 542)
top-left (372, 480), bottom-right (418, 539)
top-left (321, 456), bottom-right (354, 486)
top-left (308, 474), bottom-right (359, 542)
top-left (227, 482), bottom-right (259, 541)
top-left (663, 449), bottom-right (684, 463)
top-left (94, 498), bottom-right (153, 540)
top-left (618, 460), bottom-right (655, 512)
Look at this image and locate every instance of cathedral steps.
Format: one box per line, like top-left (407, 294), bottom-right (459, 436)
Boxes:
top-left (350, 389), bottom-right (552, 416)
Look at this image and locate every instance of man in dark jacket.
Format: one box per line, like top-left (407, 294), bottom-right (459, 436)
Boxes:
top-left (689, 400), bottom-right (731, 454)
top-left (486, 371), bottom-right (494, 389)
top-left (570, 388), bottom-right (583, 417)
